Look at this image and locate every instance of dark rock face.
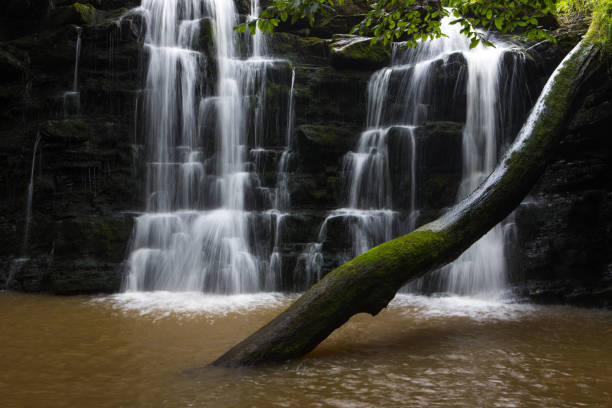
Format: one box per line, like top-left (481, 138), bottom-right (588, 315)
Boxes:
top-left (512, 57), bottom-right (612, 308)
top-left (0, 1), bottom-right (142, 294)
top-left (0, 1), bottom-right (608, 306)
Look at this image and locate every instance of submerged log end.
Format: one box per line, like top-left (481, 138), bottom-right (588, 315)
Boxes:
top-left (211, 230), bottom-right (448, 368)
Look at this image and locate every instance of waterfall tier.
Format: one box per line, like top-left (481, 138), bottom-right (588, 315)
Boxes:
top-left (301, 15), bottom-right (533, 298)
top-left (123, 0), bottom-right (295, 293)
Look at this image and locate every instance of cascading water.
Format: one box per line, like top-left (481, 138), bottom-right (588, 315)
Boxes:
top-left (425, 48), bottom-right (512, 297)
top-left (304, 15), bottom-right (528, 297)
top-left (63, 27), bottom-right (81, 116)
top-left (123, 0), bottom-right (294, 294)
top-left (406, 23), bottom-right (520, 298)
top-left (22, 132), bottom-right (41, 256)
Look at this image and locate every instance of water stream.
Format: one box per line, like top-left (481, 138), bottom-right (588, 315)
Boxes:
top-left (303, 15), bottom-right (528, 297)
top-left (123, 0), bottom-right (294, 293)
top-left (63, 27), bottom-right (81, 116)
top-left (22, 132), bottom-right (41, 256)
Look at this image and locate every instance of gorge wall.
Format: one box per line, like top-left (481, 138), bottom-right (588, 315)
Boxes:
top-left (0, 0), bottom-right (609, 307)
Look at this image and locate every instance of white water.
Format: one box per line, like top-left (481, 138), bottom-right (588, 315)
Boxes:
top-left (98, 291), bottom-right (289, 318)
top-left (303, 15), bottom-right (522, 297)
top-left (420, 38), bottom-right (511, 298)
top-left (123, 0), bottom-right (294, 293)
top-left (4, 258), bottom-right (29, 290)
top-left (97, 290), bottom-right (532, 322)
top-left (404, 23), bottom-right (519, 298)
top-left (22, 133), bottom-right (41, 255)
top-left (63, 27), bottom-right (81, 116)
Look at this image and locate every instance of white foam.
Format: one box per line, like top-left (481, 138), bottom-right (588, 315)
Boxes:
top-left (92, 291), bottom-right (292, 319)
top-left (92, 291), bottom-right (534, 322)
top-left (389, 294), bottom-right (535, 321)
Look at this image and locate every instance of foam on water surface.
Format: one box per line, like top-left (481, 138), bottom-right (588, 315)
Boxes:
top-left (93, 290), bottom-right (533, 323)
top-left (93, 291), bottom-right (293, 319)
top-left (389, 294), bottom-right (535, 322)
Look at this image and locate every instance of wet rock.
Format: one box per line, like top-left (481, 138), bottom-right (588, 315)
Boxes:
top-left (329, 35), bottom-right (391, 70)
top-left (197, 17), bottom-right (216, 56)
top-left (50, 3), bottom-right (99, 27)
top-left (385, 122), bottom-right (463, 211)
top-left (386, 51), bottom-right (468, 123)
top-left (513, 56), bottom-right (612, 308)
top-left (268, 33), bottom-right (329, 64)
top-left (293, 65), bottom-right (371, 126)
top-left (0, 47), bottom-right (28, 83)
top-left (288, 172), bottom-right (339, 210)
top-left (296, 124), bottom-right (357, 157)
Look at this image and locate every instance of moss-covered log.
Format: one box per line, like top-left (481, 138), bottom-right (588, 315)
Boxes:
top-left (211, 27), bottom-right (603, 368)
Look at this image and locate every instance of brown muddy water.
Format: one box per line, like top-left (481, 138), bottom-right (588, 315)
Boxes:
top-left (1, 292), bottom-right (611, 408)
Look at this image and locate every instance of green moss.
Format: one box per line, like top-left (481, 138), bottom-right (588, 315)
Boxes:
top-left (297, 124), bottom-right (355, 149)
top-left (265, 82), bottom-right (291, 101)
top-left (50, 3), bottom-right (97, 26)
top-left (354, 230), bottom-right (444, 267)
top-left (586, 0), bottom-right (612, 56)
top-left (198, 17), bottom-right (215, 53)
top-left (557, 0), bottom-right (595, 16)
top-left (73, 3), bottom-right (96, 24)
top-left (323, 230), bottom-right (446, 285)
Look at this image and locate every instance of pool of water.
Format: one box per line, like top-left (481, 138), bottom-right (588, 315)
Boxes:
top-left (1, 292), bottom-right (611, 407)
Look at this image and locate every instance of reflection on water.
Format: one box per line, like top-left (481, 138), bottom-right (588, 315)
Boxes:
top-left (1, 292), bottom-right (611, 408)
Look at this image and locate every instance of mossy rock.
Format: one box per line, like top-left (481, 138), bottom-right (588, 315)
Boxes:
top-left (587, 0), bottom-right (612, 57)
top-left (329, 34), bottom-right (391, 69)
top-left (197, 17), bottom-right (215, 54)
top-left (50, 3), bottom-right (98, 27)
top-left (296, 124), bottom-right (356, 152)
top-left (267, 32), bottom-right (329, 64)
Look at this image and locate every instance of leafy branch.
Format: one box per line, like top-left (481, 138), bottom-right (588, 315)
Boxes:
top-left (236, 0), bottom-right (558, 48)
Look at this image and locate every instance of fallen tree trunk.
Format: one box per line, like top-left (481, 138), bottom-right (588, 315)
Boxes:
top-left (211, 35), bottom-right (600, 368)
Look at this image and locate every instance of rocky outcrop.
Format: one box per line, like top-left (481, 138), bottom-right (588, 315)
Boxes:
top-left (0, 1), bottom-right (142, 293)
top-left (512, 52), bottom-right (612, 308)
top-left (0, 0), bottom-right (608, 307)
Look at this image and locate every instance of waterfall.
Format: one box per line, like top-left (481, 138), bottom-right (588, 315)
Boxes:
top-left (430, 48), bottom-right (511, 297)
top-left (405, 24), bottom-right (518, 298)
top-left (123, 0), bottom-right (294, 294)
top-left (22, 133), bottom-right (41, 256)
top-left (303, 14), bottom-right (526, 296)
top-left (63, 27), bottom-right (81, 116)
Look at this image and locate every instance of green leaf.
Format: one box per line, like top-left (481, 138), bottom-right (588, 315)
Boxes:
top-left (481, 38), bottom-right (495, 47)
top-left (494, 16), bottom-right (503, 30)
top-left (470, 38), bottom-right (480, 49)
